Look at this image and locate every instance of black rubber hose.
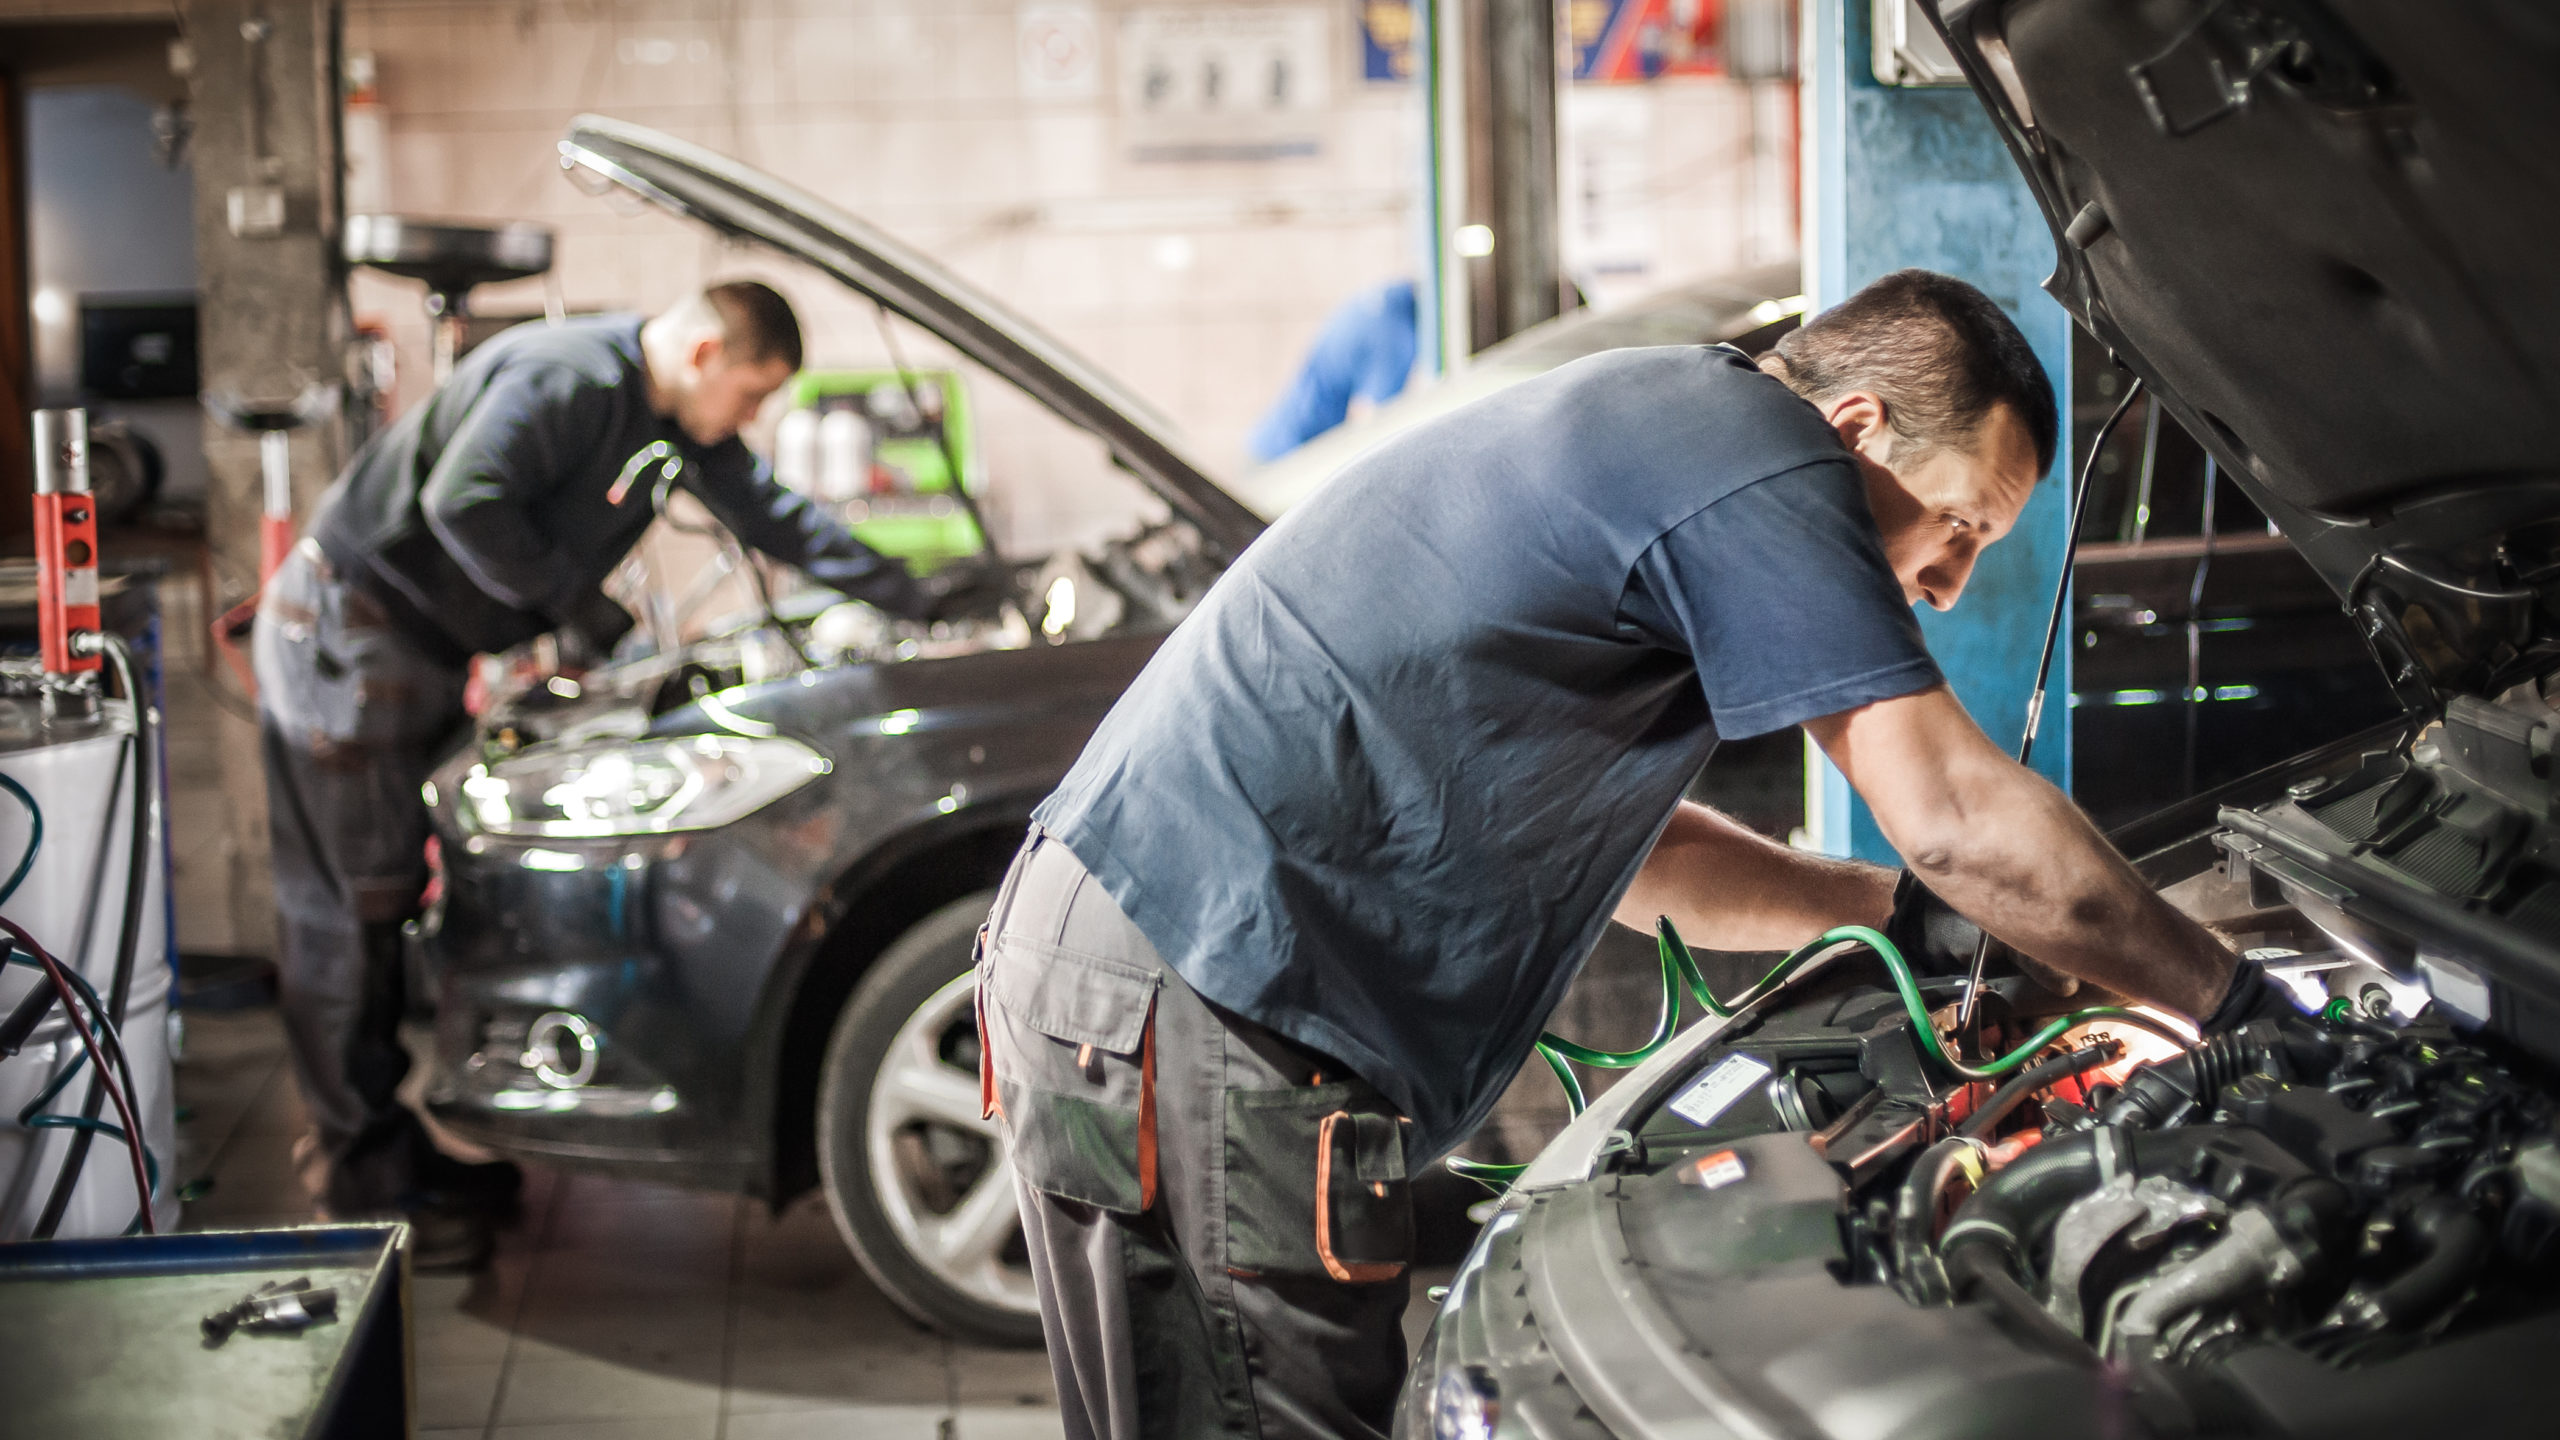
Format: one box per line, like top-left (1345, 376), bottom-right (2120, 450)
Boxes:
top-left (1936, 1132), bottom-right (2111, 1272)
top-left (1893, 1137), bottom-right (1983, 1304)
top-left (2350, 1195), bottom-right (2491, 1331)
top-left (1958, 1040), bottom-right (2124, 1141)
top-left (2098, 1025), bottom-right (2267, 1130)
top-left (0, 974), bottom-right (60, 1057)
top-left (34, 635), bottom-right (156, 1237)
top-left (1936, 1126), bottom-right (2239, 1278)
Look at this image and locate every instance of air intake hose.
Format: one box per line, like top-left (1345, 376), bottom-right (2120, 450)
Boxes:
top-left (2097, 1018), bottom-right (2338, 1130)
top-left (2325, 1193), bottom-right (2490, 1334)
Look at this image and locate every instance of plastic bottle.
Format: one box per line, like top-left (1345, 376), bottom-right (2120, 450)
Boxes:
top-left (773, 408), bottom-right (819, 495)
top-left (817, 408), bottom-right (872, 503)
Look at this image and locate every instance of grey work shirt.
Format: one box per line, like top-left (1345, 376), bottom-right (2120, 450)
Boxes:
top-left (308, 314), bottom-right (924, 662)
top-left (1035, 345), bottom-right (1944, 1159)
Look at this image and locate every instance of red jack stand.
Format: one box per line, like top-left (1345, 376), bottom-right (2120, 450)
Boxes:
top-left (204, 386), bottom-right (335, 701)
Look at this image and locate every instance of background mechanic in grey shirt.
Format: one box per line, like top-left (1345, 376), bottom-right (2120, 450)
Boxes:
top-left (982, 271), bottom-right (2247, 1440)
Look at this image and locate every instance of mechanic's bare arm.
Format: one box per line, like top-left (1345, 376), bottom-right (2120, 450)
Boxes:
top-left (1615, 801), bottom-right (1895, 952)
top-left (1805, 684), bottom-right (2234, 1017)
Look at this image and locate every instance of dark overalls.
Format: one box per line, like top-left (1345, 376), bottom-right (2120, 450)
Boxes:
top-left (252, 541), bottom-right (471, 1217)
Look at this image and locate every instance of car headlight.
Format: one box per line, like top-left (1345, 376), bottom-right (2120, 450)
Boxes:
top-left (455, 734), bottom-right (830, 838)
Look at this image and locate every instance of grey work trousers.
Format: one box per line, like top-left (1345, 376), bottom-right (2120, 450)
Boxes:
top-left (981, 830), bottom-right (1417, 1440)
top-left (253, 541), bottom-right (470, 1215)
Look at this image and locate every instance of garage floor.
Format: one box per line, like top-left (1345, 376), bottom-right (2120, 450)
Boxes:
top-left (174, 1006), bottom-right (1066, 1440)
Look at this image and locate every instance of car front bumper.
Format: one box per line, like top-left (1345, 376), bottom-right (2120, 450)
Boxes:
top-left (417, 817), bottom-right (812, 1183)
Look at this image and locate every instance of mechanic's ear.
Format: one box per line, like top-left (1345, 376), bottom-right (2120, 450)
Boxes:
top-left (686, 332), bottom-right (724, 375)
top-left (1822, 391), bottom-right (1894, 462)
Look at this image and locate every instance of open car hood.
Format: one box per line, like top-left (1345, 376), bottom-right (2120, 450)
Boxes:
top-left (556, 115), bottom-right (1265, 558)
top-left (1924, 1), bottom-right (2560, 708)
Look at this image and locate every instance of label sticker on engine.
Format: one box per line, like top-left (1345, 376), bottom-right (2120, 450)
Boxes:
top-left (1666, 1052), bottom-right (1772, 1129)
top-left (1679, 1149), bottom-right (1747, 1190)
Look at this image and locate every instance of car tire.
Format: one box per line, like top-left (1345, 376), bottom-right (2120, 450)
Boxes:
top-left (816, 891), bottom-right (1045, 1347)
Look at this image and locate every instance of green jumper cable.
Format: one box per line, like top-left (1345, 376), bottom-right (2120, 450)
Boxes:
top-left (1447, 919), bottom-right (2196, 1189)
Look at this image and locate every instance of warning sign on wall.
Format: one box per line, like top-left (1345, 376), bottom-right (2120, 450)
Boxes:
top-left (1019, 3), bottom-right (1103, 100)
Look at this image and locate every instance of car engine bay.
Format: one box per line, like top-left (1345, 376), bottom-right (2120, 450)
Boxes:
top-left (1430, 677), bottom-right (2560, 1439)
top-left (473, 515), bottom-right (1219, 753)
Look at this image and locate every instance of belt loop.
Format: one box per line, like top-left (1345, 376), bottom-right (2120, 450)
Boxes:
top-left (988, 825), bottom-right (1039, 940)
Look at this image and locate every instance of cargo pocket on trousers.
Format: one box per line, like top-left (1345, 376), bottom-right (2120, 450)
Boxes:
top-left (984, 937), bottom-right (1162, 1215)
top-left (1225, 1086), bottom-right (1412, 1283)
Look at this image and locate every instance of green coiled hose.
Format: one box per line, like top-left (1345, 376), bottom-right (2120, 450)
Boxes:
top-left (1446, 919), bottom-right (2196, 1190)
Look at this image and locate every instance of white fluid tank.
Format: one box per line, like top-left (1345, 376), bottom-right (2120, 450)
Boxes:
top-left (817, 408), bottom-right (873, 503)
top-left (773, 406), bottom-right (820, 496)
top-left (0, 694), bottom-right (176, 1239)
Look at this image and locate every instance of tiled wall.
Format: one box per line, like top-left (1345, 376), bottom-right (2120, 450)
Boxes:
top-left (345, 0), bottom-right (1789, 552)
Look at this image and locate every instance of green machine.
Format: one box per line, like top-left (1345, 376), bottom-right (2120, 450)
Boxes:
top-left (782, 369), bottom-right (987, 571)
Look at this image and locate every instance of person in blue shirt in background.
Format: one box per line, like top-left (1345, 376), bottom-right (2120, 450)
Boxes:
top-left (1247, 280), bottom-right (1418, 461)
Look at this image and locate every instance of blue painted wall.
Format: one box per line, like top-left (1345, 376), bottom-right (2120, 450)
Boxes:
top-left (1801, 0), bottom-right (2075, 863)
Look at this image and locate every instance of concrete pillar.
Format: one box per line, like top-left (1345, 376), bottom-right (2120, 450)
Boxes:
top-left (1798, 0), bottom-right (2076, 863)
top-left (182, 0), bottom-right (347, 954)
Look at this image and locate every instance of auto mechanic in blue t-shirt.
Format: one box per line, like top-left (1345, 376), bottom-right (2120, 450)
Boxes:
top-left (985, 271), bottom-right (2248, 1440)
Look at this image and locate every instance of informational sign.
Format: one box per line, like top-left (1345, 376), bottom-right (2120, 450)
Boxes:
top-left (1358, 0), bottom-right (1416, 81)
top-left (1561, 86), bottom-right (1658, 304)
top-left (1018, 3), bottom-right (1103, 100)
top-left (1570, 0), bottom-right (1727, 82)
top-left (1119, 7), bottom-right (1330, 162)
top-left (1667, 1052), bottom-right (1772, 1129)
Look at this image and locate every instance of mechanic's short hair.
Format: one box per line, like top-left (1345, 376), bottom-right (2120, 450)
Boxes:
top-left (1760, 269), bottom-right (2057, 476)
top-left (690, 280), bottom-right (804, 372)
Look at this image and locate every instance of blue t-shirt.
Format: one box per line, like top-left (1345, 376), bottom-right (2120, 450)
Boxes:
top-left (1037, 345), bottom-right (1942, 1158)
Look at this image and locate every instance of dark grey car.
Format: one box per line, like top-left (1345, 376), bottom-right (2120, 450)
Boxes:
top-left (416, 117), bottom-right (1797, 1346)
top-left (416, 115), bottom-right (1259, 1345)
top-left (1402, 4), bottom-right (2560, 1437)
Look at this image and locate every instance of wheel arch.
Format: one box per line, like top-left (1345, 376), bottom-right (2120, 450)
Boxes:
top-left (748, 805), bottom-right (1031, 1205)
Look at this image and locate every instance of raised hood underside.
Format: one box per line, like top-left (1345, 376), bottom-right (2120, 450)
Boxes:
top-left (1930, 0), bottom-right (2560, 706)
top-left (556, 115), bottom-right (1265, 559)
